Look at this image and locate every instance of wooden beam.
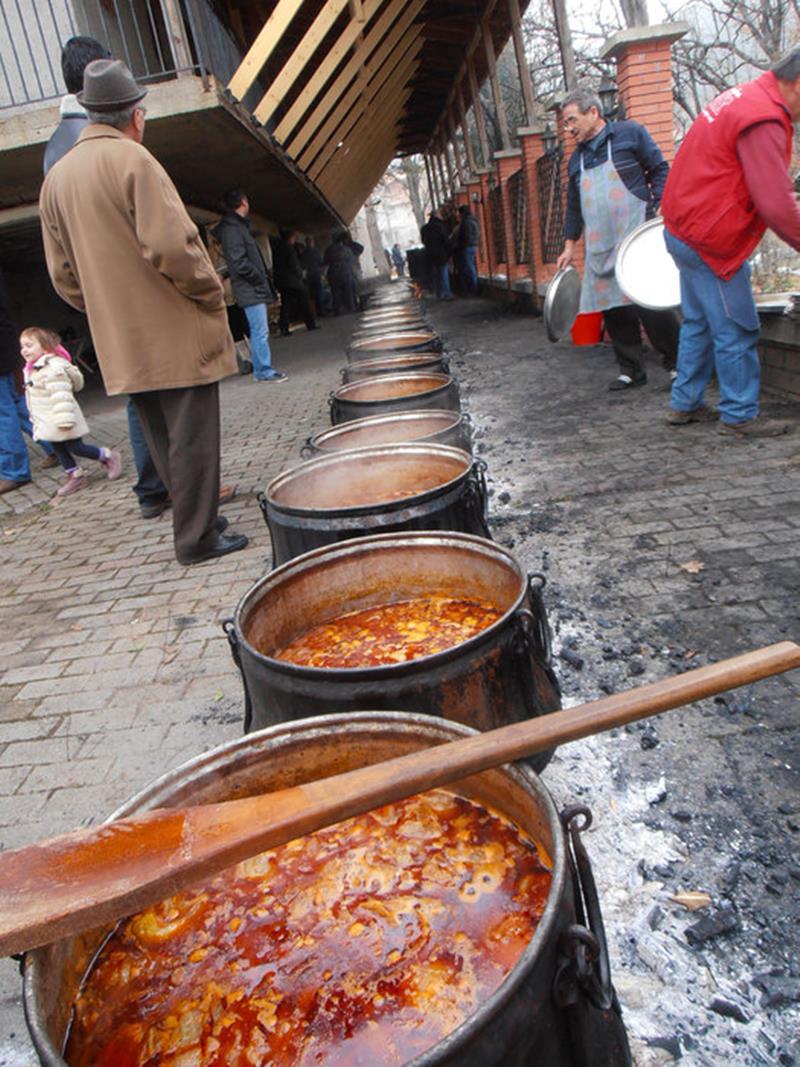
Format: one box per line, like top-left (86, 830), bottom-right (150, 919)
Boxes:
top-left (312, 72), bottom-right (413, 183)
top-left (467, 53), bottom-right (490, 165)
top-left (253, 0), bottom-right (356, 126)
top-left (424, 152), bottom-right (438, 208)
top-left (302, 35), bottom-right (421, 175)
top-left (349, 0), bottom-right (365, 19)
top-left (318, 105), bottom-right (405, 206)
top-left (447, 108), bottom-right (465, 186)
top-left (508, 0), bottom-right (536, 126)
top-left (457, 82), bottom-right (477, 174)
top-left (227, 0), bottom-right (304, 102)
top-left (482, 21), bottom-right (511, 149)
top-left (284, 0), bottom-right (423, 155)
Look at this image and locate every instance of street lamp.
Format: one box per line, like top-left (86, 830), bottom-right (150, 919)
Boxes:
top-left (599, 74), bottom-right (623, 120)
top-left (542, 123), bottom-right (558, 155)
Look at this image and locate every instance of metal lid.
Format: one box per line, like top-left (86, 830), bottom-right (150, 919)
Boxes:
top-left (615, 217), bottom-right (680, 310)
top-left (543, 267), bottom-right (581, 342)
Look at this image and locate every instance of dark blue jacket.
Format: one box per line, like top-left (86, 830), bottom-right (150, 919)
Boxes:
top-left (563, 120), bottom-right (669, 241)
top-left (43, 106), bottom-right (88, 175)
top-left (212, 212), bottom-right (276, 307)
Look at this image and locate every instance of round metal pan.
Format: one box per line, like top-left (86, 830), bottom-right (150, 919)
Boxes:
top-left (615, 217), bottom-right (680, 310)
top-left (543, 267), bottom-right (580, 342)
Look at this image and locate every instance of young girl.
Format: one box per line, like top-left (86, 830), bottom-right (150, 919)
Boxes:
top-left (21, 327), bottom-right (122, 497)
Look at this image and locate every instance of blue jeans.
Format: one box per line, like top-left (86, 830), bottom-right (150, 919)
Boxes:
top-left (17, 396), bottom-right (55, 458)
top-left (461, 246), bottom-right (478, 292)
top-left (0, 373), bottom-right (31, 482)
top-left (128, 399), bottom-right (168, 506)
top-left (664, 230), bottom-right (760, 425)
top-left (435, 262), bottom-right (453, 299)
top-left (243, 302), bottom-right (275, 379)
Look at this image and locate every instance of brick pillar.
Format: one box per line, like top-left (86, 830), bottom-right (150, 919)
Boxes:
top-left (600, 22), bottom-right (689, 161)
top-left (519, 127), bottom-right (545, 302)
top-left (477, 167), bottom-right (496, 279)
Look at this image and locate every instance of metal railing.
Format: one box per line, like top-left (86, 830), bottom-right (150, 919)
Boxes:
top-left (489, 182), bottom-right (506, 265)
top-left (0, 0), bottom-right (252, 111)
top-left (536, 147), bottom-right (564, 264)
top-left (508, 167), bottom-right (529, 265)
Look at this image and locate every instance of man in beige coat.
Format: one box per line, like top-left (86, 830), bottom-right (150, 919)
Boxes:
top-left (39, 59), bottom-right (247, 564)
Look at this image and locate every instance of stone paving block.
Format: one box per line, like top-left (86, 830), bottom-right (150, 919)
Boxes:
top-left (23, 755), bottom-right (117, 794)
top-left (0, 765), bottom-right (32, 797)
top-left (1, 661), bottom-right (66, 686)
top-left (0, 734), bottom-right (86, 768)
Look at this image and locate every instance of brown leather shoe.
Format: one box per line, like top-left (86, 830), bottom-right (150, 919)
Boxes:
top-left (0, 478), bottom-right (31, 494)
top-left (219, 483), bottom-right (237, 506)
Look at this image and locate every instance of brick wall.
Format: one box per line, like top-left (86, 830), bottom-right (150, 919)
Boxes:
top-left (759, 317), bottom-right (800, 402)
top-left (616, 41), bottom-right (677, 161)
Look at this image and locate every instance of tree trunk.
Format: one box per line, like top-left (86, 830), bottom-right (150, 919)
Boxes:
top-left (402, 158), bottom-right (426, 229)
top-left (551, 0), bottom-right (577, 90)
top-left (620, 0), bottom-right (648, 27)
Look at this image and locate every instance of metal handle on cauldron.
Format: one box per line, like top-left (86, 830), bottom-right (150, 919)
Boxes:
top-left (522, 572), bottom-right (553, 667)
top-left (440, 357), bottom-right (451, 376)
top-left (465, 460), bottom-right (490, 538)
top-left (256, 491), bottom-right (269, 524)
top-left (300, 440), bottom-right (314, 458)
top-left (553, 805), bottom-right (616, 1013)
top-left (222, 619), bottom-right (253, 734)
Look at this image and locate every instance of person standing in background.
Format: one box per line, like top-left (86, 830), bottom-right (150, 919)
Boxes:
top-left (556, 87), bottom-right (679, 392)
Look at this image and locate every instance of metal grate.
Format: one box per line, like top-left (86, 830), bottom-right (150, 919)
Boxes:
top-left (489, 182), bottom-right (506, 265)
top-left (0, 0), bottom-right (248, 111)
top-left (536, 148), bottom-right (564, 264)
top-left (508, 168), bottom-right (528, 265)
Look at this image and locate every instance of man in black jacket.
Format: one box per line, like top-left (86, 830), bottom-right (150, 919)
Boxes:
top-left (421, 209), bottom-right (454, 300)
top-left (272, 230), bottom-right (317, 336)
top-left (213, 191), bottom-right (286, 382)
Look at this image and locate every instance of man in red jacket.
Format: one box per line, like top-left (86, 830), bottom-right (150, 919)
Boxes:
top-left (661, 49), bottom-right (800, 437)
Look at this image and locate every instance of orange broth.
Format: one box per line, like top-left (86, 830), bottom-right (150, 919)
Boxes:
top-left (273, 595), bottom-right (502, 668)
top-left (64, 790), bottom-right (552, 1067)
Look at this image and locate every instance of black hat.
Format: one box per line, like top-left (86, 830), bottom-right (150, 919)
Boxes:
top-left (78, 58), bottom-right (147, 112)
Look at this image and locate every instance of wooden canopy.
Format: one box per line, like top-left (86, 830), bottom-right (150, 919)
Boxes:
top-left (225, 0), bottom-right (524, 220)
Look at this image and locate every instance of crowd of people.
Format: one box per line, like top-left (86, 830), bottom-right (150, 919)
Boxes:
top-left (1, 37), bottom-right (798, 561)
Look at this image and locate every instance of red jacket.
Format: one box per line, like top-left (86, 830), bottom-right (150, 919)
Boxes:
top-left (662, 72), bottom-right (793, 279)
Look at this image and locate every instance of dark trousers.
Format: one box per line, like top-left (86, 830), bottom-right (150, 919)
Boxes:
top-left (130, 384), bottom-right (220, 564)
top-left (127, 399), bottom-right (168, 507)
top-left (329, 273), bottom-right (357, 314)
top-left (603, 305), bottom-right (680, 378)
top-left (51, 437), bottom-right (102, 471)
top-left (279, 286), bottom-right (316, 333)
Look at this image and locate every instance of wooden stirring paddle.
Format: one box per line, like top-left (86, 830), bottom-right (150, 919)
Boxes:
top-left (1, 640), bottom-right (798, 958)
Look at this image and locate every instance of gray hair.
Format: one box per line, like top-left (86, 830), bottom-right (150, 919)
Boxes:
top-left (561, 87), bottom-right (603, 115)
top-left (85, 103), bottom-right (139, 129)
top-left (772, 47), bottom-right (800, 83)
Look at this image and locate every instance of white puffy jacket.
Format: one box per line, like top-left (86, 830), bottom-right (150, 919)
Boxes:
top-left (24, 355), bottom-right (90, 442)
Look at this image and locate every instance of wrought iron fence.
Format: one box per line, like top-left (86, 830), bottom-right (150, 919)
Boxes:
top-left (507, 167), bottom-right (528, 265)
top-left (489, 181), bottom-right (506, 265)
top-left (0, 0), bottom-right (251, 111)
top-left (536, 147), bottom-right (564, 263)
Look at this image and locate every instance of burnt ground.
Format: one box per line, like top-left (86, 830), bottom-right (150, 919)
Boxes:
top-left (440, 297), bottom-right (799, 1065)
top-left (0, 292), bottom-right (798, 1065)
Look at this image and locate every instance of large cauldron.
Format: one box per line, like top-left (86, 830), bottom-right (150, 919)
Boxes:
top-left (330, 372), bottom-right (459, 424)
top-left (257, 444), bottom-right (488, 566)
top-left (349, 330), bottom-right (442, 356)
top-left (23, 713), bottom-right (630, 1067)
top-left (341, 352), bottom-right (450, 382)
top-left (224, 531), bottom-right (561, 773)
top-left (303, 409), bottom-right (472, 457)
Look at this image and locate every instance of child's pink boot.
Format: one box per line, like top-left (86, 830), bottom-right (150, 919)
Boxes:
top-left (101, 449), bottom-right (123, 480)
top-left (55, 468), bottom-right (87, 497)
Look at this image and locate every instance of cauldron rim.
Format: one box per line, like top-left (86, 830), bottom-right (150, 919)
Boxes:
top-left (333, 371), bottom-right (452, 403)
top-left (309, 408), bottom-right (463, 450)
top-left (264, 442), bottom-right (473, 516)
top-left (234, 531), bottom-right (526, 678)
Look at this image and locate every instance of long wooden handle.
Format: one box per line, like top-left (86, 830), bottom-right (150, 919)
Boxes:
top-left (1, 640), bottom-right (798, 957)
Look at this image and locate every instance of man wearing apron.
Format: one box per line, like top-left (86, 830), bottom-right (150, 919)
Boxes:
top-left (556, 88), bottom-right (679, 391)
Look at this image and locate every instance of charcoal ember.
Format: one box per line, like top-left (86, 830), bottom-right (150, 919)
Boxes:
top-left (753, 976), bottom-right (800, 1009)
top-left (640, 728), bottom-right (659, 750)
top-left (685, 905), bottom-right (738, 946)
top-left (558, 648), bottom-right (584, 671)
top-left (709, 996), bottom-right (750, 1023)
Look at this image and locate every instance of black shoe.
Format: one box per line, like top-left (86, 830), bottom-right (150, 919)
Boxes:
top-left (140, 498), bottom-right (170, 519)
top-left (609, 373), bottom-right (647, 391)
top-left (178, 531), bottom-right (249, 565)
top-left (215, 515), bottom-right (229, 533)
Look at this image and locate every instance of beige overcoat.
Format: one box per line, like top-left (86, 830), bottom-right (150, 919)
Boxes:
top-left (39, 125), bottom-right (237, 396)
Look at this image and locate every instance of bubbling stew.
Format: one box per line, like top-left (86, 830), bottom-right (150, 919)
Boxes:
top-left (273, 595), bottom-right (502, 668)
top-left (65, 790), bottom-right (552, 1067)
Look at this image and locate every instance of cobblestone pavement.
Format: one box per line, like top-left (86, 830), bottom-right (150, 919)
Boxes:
top-left (1, 296), bottom-right (798, 1065)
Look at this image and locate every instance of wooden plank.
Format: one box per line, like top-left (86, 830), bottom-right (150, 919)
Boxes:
top-left (273, 0), bottom-right (388, 143)
top-left (283, 0), bottom-right (422, 155)
top-left (350, 0), bottom-right (365, 18)
top-left (482, 20), bottom-right (511, 150)
top-left (508, 0), bottom-right (536, 126)
top-left (309, 69), bottom-right (413, 181)
top-left (253, 0), bottom-right (352, 126)
top-left (320, 122), bottom-right (398, 206)
top-left (329, 134), bottom-right (398, 219)
top-left (227, 0), bottom-right (305, 102)
top-left (320, 97), bottom-right (404, 188)
top-left (300, 34), bottom-right (420, 174)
